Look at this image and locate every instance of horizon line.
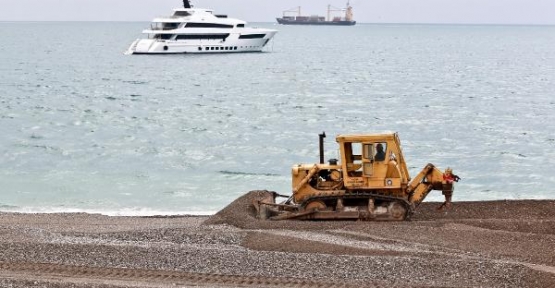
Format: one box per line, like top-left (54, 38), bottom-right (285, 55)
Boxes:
top-left (1, 20), bottom-right (554, 27)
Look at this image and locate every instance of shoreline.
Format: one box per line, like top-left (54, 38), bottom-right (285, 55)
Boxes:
top-left (1, 194), bottom-right (555, 287)
top-left (2, 198), bottom-right (554, 217)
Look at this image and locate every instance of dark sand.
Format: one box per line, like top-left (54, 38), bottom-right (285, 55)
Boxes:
top-left (1, 190), bottom-right (555, 287)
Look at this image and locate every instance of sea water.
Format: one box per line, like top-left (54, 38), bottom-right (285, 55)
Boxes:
top-left (1, 22), bottom-right (554, 215)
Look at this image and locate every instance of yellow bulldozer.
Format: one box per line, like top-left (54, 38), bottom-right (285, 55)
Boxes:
top-left (254, 132), bottom-right (460, 221)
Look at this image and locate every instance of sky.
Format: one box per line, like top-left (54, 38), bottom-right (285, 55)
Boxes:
top-left (1, 0), bottom-right (554, 25)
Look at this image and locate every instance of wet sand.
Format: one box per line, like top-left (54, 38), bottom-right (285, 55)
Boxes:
top-left (1, 191), bottom-right (555, 287)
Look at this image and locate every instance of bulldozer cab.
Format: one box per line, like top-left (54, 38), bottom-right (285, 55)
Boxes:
top-left (337, 133), bottom-right (410, 190)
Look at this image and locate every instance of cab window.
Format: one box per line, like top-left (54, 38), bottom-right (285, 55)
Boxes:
top-left (375, 143), bottom-right (387, 161)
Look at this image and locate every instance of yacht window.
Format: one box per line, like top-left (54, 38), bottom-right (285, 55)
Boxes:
top-left (152, 34), bottom-right (173, 40)
top-left (151, 23), bottom-right (163, 30)
top-left (237, 24), bottom-right (245, 28)
top-left (239, 34), bottom-right (266, 39)
top-left (185, 23), bottom-right (233, 29)
top-left (152, 22), bottom-right (180, 30)
top-left (173, 11), bottom-right (191, 17)
top-left (165, 23), bottom-right (180, 30)
top-left (205, 47), bottom-right (209, 51)
top-left (175, 34), bottom-right (229, 40)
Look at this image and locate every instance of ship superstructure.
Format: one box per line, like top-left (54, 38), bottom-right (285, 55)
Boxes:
top-left (276, 1), bottom-right (356, 26)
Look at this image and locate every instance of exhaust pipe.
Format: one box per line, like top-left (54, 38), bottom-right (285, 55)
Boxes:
top-left (319, 132), bottom-right (326, 164)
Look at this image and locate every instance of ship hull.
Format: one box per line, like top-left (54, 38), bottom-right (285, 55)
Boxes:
top-left (126, 31), bottom-right (277, 55)
top-left (276, 18), bottom-right (356, 26)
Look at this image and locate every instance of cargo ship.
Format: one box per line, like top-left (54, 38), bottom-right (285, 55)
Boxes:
top-left (276, 1), bottom-right (356, 26)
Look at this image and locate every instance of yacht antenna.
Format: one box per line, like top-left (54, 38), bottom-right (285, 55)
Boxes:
top-left (183, 0), bottom-right (191, 8)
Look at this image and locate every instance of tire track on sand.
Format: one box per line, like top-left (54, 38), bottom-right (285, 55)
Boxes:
top-left (0, 262), bottom-right (364, 288)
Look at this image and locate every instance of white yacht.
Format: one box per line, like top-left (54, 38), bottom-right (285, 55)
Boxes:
top-left (126, 0), bottom-right (277, 55)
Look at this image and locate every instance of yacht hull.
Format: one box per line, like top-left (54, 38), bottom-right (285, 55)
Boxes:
top-left (126, 32), bottom-right (277, 55)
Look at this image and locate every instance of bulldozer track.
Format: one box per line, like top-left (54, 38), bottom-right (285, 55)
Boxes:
top-left (302, 191), bottom-right (415, 219)
top-left (0, 262), bottom-right (354, 287)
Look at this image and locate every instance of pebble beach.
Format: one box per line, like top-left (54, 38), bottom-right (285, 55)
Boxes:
top-left (1, 191), bottom-right (555, 287)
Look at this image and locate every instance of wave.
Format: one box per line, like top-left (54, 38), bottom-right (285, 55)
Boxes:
top-left (0, 206), bottom-right (216, 217)
top-left (219, 170), bottom-right (280, 177)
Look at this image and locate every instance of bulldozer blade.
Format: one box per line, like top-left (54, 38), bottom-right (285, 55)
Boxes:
top-left (255, 201), bottom-right (301, 220)
top-left (269, 209), bottom-right (317, 220)
top-left (251, 191), bottom-right (276, 219)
